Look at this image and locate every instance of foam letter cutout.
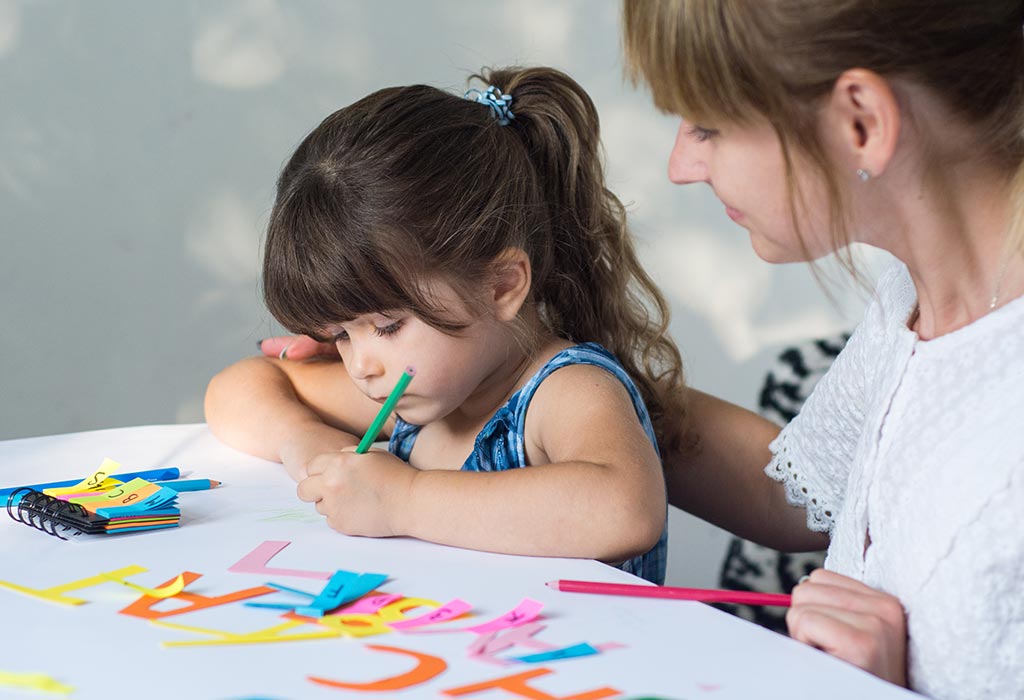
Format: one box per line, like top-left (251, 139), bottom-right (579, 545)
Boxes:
top-left (308, 644), bottom-right (447, 691)
top-left (0, 671), bottom-right (74, 696)
top-left (228, 541), bottom-right (331, 580)
top-left (376, 596), bottom-right (442, 623)
top-left (464, 599), bottom-right (543, 634)
top-left (102, 572), bottom-right (186, 599)
top-left (154, 619), bottom-right (342, 647)
top-left (0, 565), bottom-right (148, 606)
top-left (443, 668), bottom-right (620, 699)
top-left (119, 572), bottom-right (274, 619)
top-left (309, 612), bottom-right (394, 638)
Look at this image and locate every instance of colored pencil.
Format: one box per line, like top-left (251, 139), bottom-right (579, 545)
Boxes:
top-left (0, 467), bottom-right (181, 499)
top-left (356, 367), bottom-right (415, 453)
top-left (546, 579), bottom-right (792, 607)
top-left (161, 479), bottom-right (221, 493)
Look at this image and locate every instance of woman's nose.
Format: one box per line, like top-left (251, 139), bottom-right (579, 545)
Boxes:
top-left (668, 121), bottom-right (709, 185)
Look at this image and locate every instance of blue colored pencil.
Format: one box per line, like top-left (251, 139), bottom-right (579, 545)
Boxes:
top-left (161, 479), bottom-right (221, 493)
top-left (0, 467), bottom-right (181, 499)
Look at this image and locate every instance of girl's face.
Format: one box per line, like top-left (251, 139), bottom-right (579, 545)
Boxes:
top-left (324, 286), bottom-right (514, 426)
top-left (668, 117), bottom-right (834, 263)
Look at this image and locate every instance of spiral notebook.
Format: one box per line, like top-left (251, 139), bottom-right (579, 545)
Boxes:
top-left (6, 475), bottom-right (181, 540)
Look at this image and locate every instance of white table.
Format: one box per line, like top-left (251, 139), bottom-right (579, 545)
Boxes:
top-left (0, 425), bottom-right (918, 700)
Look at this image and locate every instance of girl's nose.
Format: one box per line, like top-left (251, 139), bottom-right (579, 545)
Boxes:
top-left (668, 120), bottom-right (709, 185)
top-left (346, 344), bottom-right (384, 381)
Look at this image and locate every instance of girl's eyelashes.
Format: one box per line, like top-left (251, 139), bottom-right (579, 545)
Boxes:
top-left (330, 317), bottom-right (405, 342)
top-left (686, 125), bottom-right (719, 142)
top-left (374, 319), bottom-right (404, 337)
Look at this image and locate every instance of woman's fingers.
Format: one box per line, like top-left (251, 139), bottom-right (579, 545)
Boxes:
top-left (257, 335), bottom-right (338, 360)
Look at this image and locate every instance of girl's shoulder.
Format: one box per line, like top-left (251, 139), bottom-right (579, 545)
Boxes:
top-left (516, 341), bottom-right (658, 449)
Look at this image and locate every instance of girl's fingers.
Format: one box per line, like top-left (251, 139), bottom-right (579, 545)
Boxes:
top-left (296, 475), bottom-right (322, 503)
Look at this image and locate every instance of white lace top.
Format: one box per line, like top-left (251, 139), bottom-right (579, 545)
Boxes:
top-left (766, 262), bottom-right (1024, 700)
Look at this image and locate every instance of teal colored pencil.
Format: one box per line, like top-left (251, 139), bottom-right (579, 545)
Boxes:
top-left (356, 367), bottom-right (415, 453)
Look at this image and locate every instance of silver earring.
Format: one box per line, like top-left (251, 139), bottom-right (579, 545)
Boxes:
top-left (856, 168), bottom-right (871, 182)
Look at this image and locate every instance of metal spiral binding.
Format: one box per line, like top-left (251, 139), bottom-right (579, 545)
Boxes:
top-left (6, 487), bottom-right (89, 540)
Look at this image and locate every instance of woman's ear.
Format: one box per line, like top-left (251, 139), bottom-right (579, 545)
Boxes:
top-left (488, 247), bottom-right (532, 321)
top-left (825, 68), bottom-right (900, 178)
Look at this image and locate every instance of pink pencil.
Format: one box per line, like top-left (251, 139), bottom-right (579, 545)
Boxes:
top-left (546, 579), bottom-right (792, 607)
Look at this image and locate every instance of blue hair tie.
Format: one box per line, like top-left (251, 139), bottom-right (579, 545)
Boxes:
top-left (464, 85), bottom-right (515, 126)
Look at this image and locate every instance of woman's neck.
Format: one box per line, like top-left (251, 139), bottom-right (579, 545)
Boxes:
top-left (870, 164), bottom-right (1022, 339)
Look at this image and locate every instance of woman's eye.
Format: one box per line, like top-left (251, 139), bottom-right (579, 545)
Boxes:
top-left (686, 125), bottom-right (719, 142)
top-left (375, 320), bottom-right (404, 337)
top-left (332, 330), bottom-right (350, 343)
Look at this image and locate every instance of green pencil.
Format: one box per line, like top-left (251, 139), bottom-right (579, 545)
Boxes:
top-left (356, 367), bottom-right (416, 453)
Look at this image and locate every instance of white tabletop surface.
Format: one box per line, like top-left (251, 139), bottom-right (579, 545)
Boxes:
top-left (0, 424), bottom-right (919, 700)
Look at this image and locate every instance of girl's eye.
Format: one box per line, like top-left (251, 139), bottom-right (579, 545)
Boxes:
top-left (375, 320), bottom-right (404, 337)
top-left (686, 125), bottom-right (719, 142)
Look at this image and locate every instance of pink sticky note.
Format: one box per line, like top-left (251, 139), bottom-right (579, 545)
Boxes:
top-left (467, 622), bottom-right (550, 657)
top-left (389, 599), bottom-right (472, 630)
top-left (338, 593), bottom-right (403, 615)
top-left (227, 541), bottom-right (331, 580)
top-left (464, 599), bottom-right (543, 634)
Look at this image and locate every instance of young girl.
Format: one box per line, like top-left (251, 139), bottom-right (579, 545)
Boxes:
top-left (624, 0), bottom-right (1024, 696)
top-left (204, 66), bottom-right (687, 585)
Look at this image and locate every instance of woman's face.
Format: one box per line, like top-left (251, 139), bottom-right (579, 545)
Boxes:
top-left (668, 117), bottom-right (835, 263)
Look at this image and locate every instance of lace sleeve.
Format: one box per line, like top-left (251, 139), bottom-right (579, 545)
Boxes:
top-left (764, 321), bottom-right (873, 534)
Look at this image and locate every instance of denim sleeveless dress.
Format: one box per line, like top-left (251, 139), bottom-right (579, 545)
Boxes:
top-left (388, 342), bottom-right (668, 584)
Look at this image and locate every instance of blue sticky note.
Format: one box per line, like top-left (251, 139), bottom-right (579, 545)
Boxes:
top-left (512, 643), bottom-right (600, 663)
top-left (294, 571), bottom-right (388, 618)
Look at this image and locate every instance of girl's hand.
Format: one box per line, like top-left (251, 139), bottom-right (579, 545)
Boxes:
top-left (787, 569), bottom-right (908, 687)
top-left (296, 448), bottom-right (417, 537)
top-left (258, 335), bottom-right (338, 361)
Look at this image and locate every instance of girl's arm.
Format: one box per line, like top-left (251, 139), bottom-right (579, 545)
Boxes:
top-left (665, 389), bottom-right (828, 552)
top-left (299, 363), bottom-right (666, 563)
top-left (204, 356), bottom-right (384, 481)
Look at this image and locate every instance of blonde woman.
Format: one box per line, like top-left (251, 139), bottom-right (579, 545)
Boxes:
top-left (623, 1), bottom-right (1024, 697)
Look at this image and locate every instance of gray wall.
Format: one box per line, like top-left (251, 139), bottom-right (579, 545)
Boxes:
top-left (0, 1), bottom-right (882, 586)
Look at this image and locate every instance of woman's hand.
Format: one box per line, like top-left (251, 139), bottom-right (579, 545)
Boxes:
top-left (787, 569), bottom-right (908, 687)
top-left (296, 447), bottom-right (417, 538)
top-left (258, 335), bottom-right (338, 361)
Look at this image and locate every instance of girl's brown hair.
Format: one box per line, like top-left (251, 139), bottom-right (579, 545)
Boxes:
top-left (263, 66), bottom-right (687, 451)
top-left (622, 0), bottom-right (1024, 266)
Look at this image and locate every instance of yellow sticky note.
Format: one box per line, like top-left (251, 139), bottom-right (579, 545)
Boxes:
top-left (0, 670), bottom-right (74, 696)
top-left (43, 458), bottom-right (123, 496)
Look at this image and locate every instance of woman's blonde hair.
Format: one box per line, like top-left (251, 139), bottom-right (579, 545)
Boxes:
top-left (264, 66), bottom-right (688, 452)
top-left (623, 0), bottom-right (1024, 266)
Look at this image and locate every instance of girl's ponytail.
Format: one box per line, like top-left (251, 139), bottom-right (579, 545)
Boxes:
top-left (479, 67), bottom-right (688, 452)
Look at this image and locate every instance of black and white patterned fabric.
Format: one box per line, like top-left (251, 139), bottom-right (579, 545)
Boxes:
top-left (715, 333), bottom-right (850, 633)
